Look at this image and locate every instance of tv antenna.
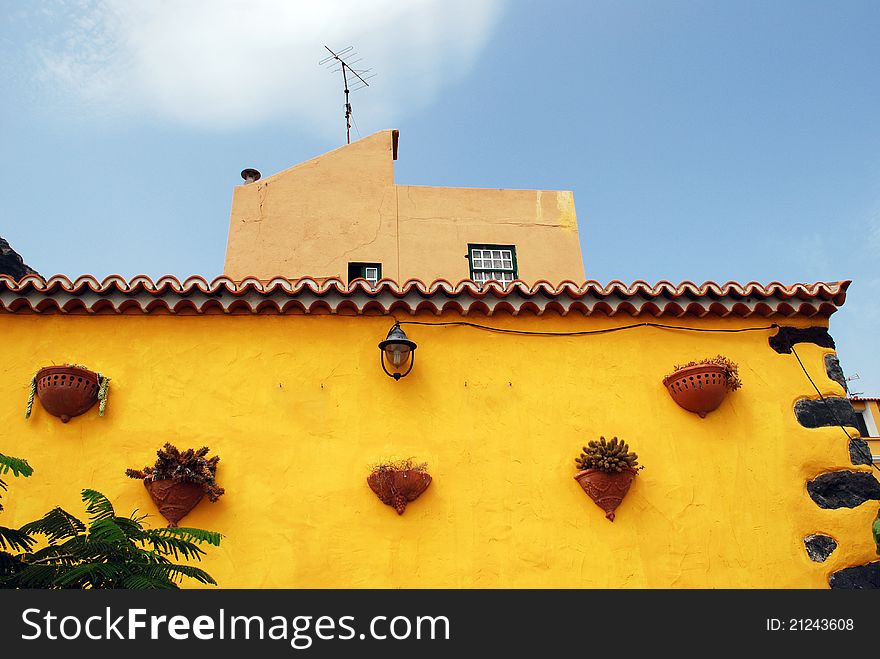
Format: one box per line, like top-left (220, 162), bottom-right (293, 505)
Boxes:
top-left (319, 45), bottom-right (376, 145)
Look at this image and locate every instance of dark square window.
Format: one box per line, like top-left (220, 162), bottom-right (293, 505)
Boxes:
top-left (348, 262), bottom-right (382, 286)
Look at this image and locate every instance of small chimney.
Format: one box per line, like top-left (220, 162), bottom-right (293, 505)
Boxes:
top-left (240, 168), bottom-right (261, 184)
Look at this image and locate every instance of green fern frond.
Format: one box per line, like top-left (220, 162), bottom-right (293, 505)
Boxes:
top-left (25, 544), bottom-right (78, 565)
top-left (147, 562), bottom-right (217, 586)
top-left (5, 489), bottom-right (220, 589)
top-left (120, 573), bottom-right (178, 590)
top-left (20, 507), bottom-right (86, 543)
top-left (112, 515), bottom-right (148, 540)
top-left (9, 563), bottom-right (66, 589)
top-left (154, 527), bottom-right (222, 547)
top-left (0, 527), bottom-right (36, 553)
top-left (86, 518), bottom-right (130, 545)
top-left (81, 489), bottom-right (116, 522)
top-left (144, 535), bottom-right (207, 562)
top-left (56, 562), bottom-right (123, 588)
top-left (0, 454), bottom-right (33, 478)
top-left (0, 550), bottom-right (28, 580)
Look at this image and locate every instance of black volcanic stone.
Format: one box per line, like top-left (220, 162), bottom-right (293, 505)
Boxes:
top-left (769, 326), bottom-right (835, 354)
top-left (849, 438), bottom-right (874, 466)
top-left (803, 534), bottom-right (837, 562)
top-left (794, 397), bottom-right (859, 429)
top-left (0, 236), bottom-right (38, 280)
top-left (824, 354), bottom-right (847, 392)
top-left (829, 562), bottom-right (880, 589)
top-left (807, 471), bottom-right (880, 509)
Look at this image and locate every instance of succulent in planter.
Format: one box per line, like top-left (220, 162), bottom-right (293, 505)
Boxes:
top-left (573, 437), bottom-right (642, 522)
top-left (874, 508), bottom-right (880, 556)
top-left (663, 355), bottom-right (741, 418)
top-left (367, 459), bottom-right (432, 515)
top-left (126, 443), bottom-right (224, 527)
top-left (25, 364), bottom-right (111, 423)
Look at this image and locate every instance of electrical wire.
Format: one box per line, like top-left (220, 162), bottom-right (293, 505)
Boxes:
top-left (790, 345), bottom-right (879, 473)
top-left (394, 318), bottom-right (877, 472)
top-left (395, 319), bottom-right (779, 338)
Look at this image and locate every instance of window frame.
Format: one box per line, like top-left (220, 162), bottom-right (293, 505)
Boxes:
top-left (348, 262), bottom-right (382, 286)
top-left (467, 244), bottom-right (518, 286)
top-left (857, 405), bottom-right (879, 438)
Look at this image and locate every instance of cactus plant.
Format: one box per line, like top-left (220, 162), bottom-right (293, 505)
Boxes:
top-left (575, 436), bottom-right (642, 474)
top-left (573, 436), bottom-right (642, 521)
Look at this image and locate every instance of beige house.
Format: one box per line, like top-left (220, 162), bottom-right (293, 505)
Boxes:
top-left (851, 396), bottom-right (880, 462)
top-left (224, 130), bottom-right (585, 285)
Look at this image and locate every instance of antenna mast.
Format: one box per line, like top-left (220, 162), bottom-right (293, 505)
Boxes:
top-left (319, 45), bottom-right (376, 144)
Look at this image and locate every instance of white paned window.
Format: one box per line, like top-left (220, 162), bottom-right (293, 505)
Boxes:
top-left (469, 245), bottom-right (517, 287)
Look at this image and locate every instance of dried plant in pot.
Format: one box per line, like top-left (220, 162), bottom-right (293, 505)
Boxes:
top-left (25, 364), bottom-right (111, 423)
top-left (367, 459), bottom-right (432, 515)
top-left (663, 355), bottom-right (742, 418)
top-left (126, 443), bottom-right (225, 527)
top-left (573, 437), bottom-right (642, 522)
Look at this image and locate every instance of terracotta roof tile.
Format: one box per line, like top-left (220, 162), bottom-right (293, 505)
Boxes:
top-left (0, 275), bottom-right (849, 318)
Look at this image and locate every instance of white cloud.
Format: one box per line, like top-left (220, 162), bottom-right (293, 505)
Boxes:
top-left (31, 0), bottom-right (504, 132)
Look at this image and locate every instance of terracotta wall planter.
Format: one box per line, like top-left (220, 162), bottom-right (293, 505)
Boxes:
top-left (662, 364), bottom-right (728, 418)
top-left (35, 366), bottom-right (100, 423)
top-left (574, 468), bottom-right (638, 521)
top-left (145, 479), bottom-right (205, 527)
top-left (367, 468), bottom-right (432, 515)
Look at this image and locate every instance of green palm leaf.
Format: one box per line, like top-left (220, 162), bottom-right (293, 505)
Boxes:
top-left (81, 489), bottom-right (116, 522)
top-left (0, 453), bottom-right (33, 513)
top-left (20, 507), bottom-right (86, 543)
top-left (0, 454), bottom-right (33, 478)
top-left (155, 527), bottom-right (222, 546)
top-left (56, 562), bottom-right (123, 588)
top-left (120, 573), bottom-right (179, 590)
top-left (9, 563), bottom-right (65, 589)
top-left (5, 489), bottom-right (220, 589)
top-left (0, 527), bottom-right (35, 552)
top-left (87, 518), bottom-right (130, 545)
top-left (145, 562), bottom-right (217, 586)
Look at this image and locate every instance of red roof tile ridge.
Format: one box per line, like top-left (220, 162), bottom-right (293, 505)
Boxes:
top-left (0, 275), bottom-right (851, 318)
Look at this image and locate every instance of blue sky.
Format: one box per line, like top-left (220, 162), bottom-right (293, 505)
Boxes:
top-left (1, 1), bottom-right (878, 391)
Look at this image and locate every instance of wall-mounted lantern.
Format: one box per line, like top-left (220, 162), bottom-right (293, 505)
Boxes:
top-left (379, 323), bottom-right (417, 380)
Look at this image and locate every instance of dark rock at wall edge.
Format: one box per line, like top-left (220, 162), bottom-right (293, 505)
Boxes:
top-left (769, 326), bottom-right (835, 354)
top-left (829, 562), bottom-right (880, 589)
top-left (807, 471), bottom-right (880, 509)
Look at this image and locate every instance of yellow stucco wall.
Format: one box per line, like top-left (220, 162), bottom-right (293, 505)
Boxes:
top-left (1, 312), bottom-right (874, 588)
top-left (224, 131), bottom-right (585, 284)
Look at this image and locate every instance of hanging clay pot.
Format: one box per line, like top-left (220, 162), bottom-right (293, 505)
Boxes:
top-left (662, 363), bottom-right (728, 418)
top-left (574, 468), bottom-right (638, 521)
top-left (144, 479), bottom-right (205, 527)
top-left (367, 468), bottom-right (432, 515)
top-left (35, 365), bottom-right (100, 423)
